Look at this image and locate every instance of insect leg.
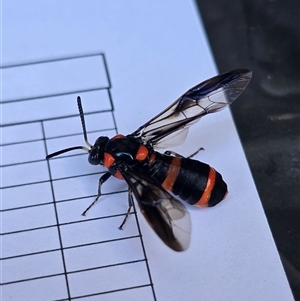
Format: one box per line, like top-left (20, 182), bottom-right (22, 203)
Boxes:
top-left (81, 172), bottom-right (111, 216)
top-left (118, 188), bottom-right (134, 230)
top-left (187, 147), bottom-right (204, 159)
top-left (164, 147), bottom-right (204, 159)
top-left (164, 150), bottom-right (184, 158)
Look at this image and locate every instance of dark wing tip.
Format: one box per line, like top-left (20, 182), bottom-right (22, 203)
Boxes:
top-left (233, 68), bottom-right (252, 80)
top-left (121, 169), bottom-right (191, 252)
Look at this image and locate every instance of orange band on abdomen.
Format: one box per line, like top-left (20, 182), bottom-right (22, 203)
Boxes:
top-left (161, 157), bottom-right (181, 191)
top-left (195, 167), bottom-right (216, 207)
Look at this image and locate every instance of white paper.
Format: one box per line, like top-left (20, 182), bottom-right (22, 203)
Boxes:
top-left (1, 1), bottom-right (294, 301)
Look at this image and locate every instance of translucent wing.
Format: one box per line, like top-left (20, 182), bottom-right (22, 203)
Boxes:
top-left (130, 69), bottom-right (252, 148)
top-left (120, 168), bottom-right (191, 251)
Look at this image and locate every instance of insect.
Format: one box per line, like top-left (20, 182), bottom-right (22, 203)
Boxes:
top-left (46, 69), bottom-right (252, 251)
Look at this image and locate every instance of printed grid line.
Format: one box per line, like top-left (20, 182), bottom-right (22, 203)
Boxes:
top-left (1, 53), bottom-right (157, 301)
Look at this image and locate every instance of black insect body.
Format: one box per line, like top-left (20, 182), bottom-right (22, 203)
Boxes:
top-left (46, 69), bottom-right (252, 251)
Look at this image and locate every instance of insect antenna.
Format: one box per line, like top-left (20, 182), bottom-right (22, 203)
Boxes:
top-left (45, 96), bottom-right (92, 160)
top-left (46, 146), bottom-right (90, 159)
top-left (77, 96), bottom-right (92, 148)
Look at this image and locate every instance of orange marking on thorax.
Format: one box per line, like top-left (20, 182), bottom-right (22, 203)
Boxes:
top-left (161, 156), bottom-right (182, 191)
top-left (135, 145), bottom-right (149, 161)
top-left (112, 134), bottom-right (125, 140)
top-left (103, 152), bottom-right (124, 180)
top-left (195, 167), bottom-right (216, 207)
top-left (103, 152), bottom-right (115, 168)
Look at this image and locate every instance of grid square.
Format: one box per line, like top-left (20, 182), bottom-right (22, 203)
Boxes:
top-left (2, 54), bottom-right (154, 301)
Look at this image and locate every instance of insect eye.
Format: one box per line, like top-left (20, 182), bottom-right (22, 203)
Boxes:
top-left (88, 136), bottom-right (109, 165)
top-left (88, 150), bottom-right (100, 165)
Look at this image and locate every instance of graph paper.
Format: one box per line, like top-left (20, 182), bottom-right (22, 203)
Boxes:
top-left (1, 54), bottom-right (155, 300)
top-left (1, 2), bottom-right (294, 301)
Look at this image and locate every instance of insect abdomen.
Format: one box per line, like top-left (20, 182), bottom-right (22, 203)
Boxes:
top-left (148, 153), bottom-right (228, 207)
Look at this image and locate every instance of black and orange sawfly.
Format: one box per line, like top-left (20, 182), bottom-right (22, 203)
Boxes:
top-left (46, 69), bottom-right (252, 251)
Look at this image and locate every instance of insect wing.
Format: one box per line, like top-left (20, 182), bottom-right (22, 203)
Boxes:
top-left (121, 168), bottom-right (191, 251)
top-left (131, 69), bottom-right (252, 148)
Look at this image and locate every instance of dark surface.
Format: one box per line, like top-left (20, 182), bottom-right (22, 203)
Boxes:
top-left (196, 0), bottom-right (300, 299)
